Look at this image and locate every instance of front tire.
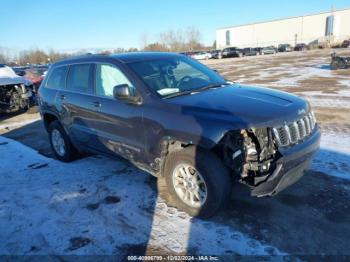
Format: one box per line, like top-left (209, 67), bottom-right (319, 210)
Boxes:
top-left (48, 121), bottom-right (77, 162)
top-left (162, 147), bottom-right (231, 218)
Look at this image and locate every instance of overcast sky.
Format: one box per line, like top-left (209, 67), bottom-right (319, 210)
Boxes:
top-left (0, 0), bottom-right (349, 53)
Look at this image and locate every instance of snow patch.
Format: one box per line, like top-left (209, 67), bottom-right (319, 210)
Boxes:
top-left (0, 136), bottom-right (284, 255)
top-left (311, 132), bottom-right (350, 180)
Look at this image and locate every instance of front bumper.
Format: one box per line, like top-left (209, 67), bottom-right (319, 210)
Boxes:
top-left (251, 126), bottom-right (321, 197)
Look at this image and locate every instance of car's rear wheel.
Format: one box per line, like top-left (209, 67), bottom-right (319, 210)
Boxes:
top-left (162, 146), bottom-right (231, 218)
top-left (48, 121), bottom-right (77, 162)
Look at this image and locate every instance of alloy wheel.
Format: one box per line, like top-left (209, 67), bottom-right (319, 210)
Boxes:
top-left (172, 163), bottom-right (208, 208)
top-left (51, 129), bottom-right (66, 157)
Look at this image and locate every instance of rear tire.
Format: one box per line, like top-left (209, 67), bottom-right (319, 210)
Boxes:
top-left (162, 146), bottom-right (231, 218)
top-left (48, 121), bottom-right (78, 162)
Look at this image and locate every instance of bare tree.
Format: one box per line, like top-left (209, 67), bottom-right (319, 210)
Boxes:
top-left (47, 49), bottom-right (69, 63)
top-left (159, 29), bottom-right (187, 52)
top-left (144, 43), bottom-right (168, 52)
top-left (0, 47), bottom-right (10, 64)
top-left (127, 47), bottom-right (138, 52)
top-left (113, 48), bottom-right (126, 53)
top-left (152, 26), bottom-right (204, 52)
top-left (186, 26), bottom-right (202, 51)
top-left (0, 53), bottom-right (8, 64)
top-left (140, 33), bottom-right (149, 50)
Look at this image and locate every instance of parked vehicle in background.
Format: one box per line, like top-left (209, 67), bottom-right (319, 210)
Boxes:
top-left (211, 50), bottom-right (222, 59)
top-left (261, 46), bottom-right (277, 55)
top-left (255, 47), bottom-right (264, 55)
top-left (243, 48), bottom-right (259, 56)
top-left (330, 52), bottom-right (350, 70)
top-left (341, 40), bottom-right (350, 48)
top-left (0, 64), bottom-right (32, 113)
top-left (294, 43), bottom-right (307, 51)
top-left (39, 52), bottom-right (320, 218)
top-left (278, 44), bottom-right (292, 52)
top-left (180, 52), bottom-right (193, 57)
top-left (13, 67), bottom-right (27, 77)
top-left (191, 51), bottom-right (212, 60)
top-left (222, 47), bottom-right (243, 58)
top-left (24, 67), bottom-right (48, 89)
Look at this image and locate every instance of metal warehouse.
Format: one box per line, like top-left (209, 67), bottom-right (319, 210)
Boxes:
top-left (216, 8), bottom-right (350, 49)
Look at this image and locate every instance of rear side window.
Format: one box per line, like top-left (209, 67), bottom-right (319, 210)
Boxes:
top-left (66, 64), bottom-right (92, 94)
top-left (46, 66), bottom-right (67, 89)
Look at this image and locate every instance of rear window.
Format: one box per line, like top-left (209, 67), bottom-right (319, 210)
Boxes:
top-left (66, 64), bottom-right (92, 94)
top-left (46, 66), bottom-right (67, 89)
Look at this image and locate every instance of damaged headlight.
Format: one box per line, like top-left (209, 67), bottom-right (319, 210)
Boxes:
top-left (236, 128), bottom-right (278, 186)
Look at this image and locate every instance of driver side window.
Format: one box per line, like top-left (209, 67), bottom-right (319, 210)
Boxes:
top-left (172, 61), bottom-right (210, 82)
top-left (95, 64), bottom-right (134, 97)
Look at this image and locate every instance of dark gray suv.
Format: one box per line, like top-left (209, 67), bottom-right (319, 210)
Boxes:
top-left (38, 52), bottom-right (320, 218)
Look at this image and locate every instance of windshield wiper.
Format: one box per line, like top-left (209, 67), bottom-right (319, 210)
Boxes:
top-left (163, 90), bottom-right (194, 99)
top-left (163, 82), bottom-right (231, 99)
top-left (195, 82), bottom-right (231, 92)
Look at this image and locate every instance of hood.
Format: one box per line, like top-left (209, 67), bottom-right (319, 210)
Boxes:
top-left (0, 66), bottom-right (30, 86)
top-left (164, 84), bottom-right (309, 128)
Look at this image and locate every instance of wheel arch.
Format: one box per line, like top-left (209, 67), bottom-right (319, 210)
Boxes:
top-left (42, 112), bottom-right (59, 131)
top-left (156, 133), bottom-right (227, 177)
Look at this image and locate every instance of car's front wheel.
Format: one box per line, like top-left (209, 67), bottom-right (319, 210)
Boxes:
top-left (162, 146), bottom-right (231, 218)
top-left (48, 121), bottom-right (78, 162)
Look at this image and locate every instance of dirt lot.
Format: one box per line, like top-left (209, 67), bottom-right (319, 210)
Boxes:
top-left (204, 48), bottom-right (350, 130)
top-left (0, 48), bottom-right (350, 258)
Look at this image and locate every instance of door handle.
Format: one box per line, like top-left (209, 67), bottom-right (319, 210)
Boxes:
top-left (91, 101), bottom-right (101, 108)
top-left (59, 94), bottom-right (66, 100)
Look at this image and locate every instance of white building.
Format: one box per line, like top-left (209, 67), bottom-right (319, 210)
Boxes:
top-left (216, 8), bottom-right (350, 49)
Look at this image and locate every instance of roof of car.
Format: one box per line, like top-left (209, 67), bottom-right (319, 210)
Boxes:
top-left (54, 52), bottom-right (184, 66)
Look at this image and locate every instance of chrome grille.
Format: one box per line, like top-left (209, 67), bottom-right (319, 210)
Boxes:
top-left (297, 119), bottom-right (306, 138)
top-left (289, 122), bottom-right (299, 143)
top-left (273, 112), bottom-right (317, 148)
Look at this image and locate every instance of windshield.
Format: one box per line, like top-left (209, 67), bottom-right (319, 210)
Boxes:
top-left (128, 56), bottom-right (226, 98)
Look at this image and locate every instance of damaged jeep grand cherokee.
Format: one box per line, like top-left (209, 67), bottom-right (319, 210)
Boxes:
top-left (38, 52), bottom-right (321, 218)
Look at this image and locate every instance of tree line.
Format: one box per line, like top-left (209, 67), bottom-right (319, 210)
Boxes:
top-left (0, 48), bottom-right (70, 66)
top-left (141, 27), bottom-right (206, 52)
top-left (0, 27), bottom-right (210, 66)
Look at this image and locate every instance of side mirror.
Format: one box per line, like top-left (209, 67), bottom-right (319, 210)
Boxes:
top-left (113, 84), bottom-right (141, 104)
top-left (113, 84), bottom-right (130, 100)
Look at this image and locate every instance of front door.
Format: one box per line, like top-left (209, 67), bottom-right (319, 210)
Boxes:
top-left (87, 63), bottom-right (145, 161)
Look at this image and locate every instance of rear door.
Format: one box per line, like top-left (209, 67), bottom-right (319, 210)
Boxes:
top-left (87, 62), bottom-right (145, 161)
top-left (40, 65), bottom-right (68, 115)
top-left (58, 63), bottom-right (99, 148)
